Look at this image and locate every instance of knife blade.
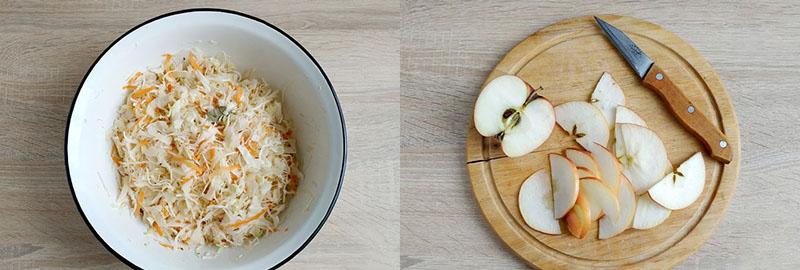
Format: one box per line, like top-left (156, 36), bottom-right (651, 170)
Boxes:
top-left (594, 16), bottom-right (732, 163)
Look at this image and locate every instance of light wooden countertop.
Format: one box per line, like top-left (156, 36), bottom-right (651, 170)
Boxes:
top-left (402, 1), bottom-right (800, 269)
top-left (2, 1), bottom-right (799, 269)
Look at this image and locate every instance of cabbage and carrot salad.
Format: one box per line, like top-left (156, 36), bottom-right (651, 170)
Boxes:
top-left (110, 49), bottom-right (300, 253)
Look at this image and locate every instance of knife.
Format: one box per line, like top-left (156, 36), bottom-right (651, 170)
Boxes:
top-left (594, 16), bottom-right (732, 164)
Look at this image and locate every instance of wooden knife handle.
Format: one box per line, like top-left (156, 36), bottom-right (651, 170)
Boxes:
top-left (643, 64), bottom-right (732, 163)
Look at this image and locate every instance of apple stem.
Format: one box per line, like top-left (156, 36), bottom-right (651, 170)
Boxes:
top-left (523, 86), bottom-right (544, 106)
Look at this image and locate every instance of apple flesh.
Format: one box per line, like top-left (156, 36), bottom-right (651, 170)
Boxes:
top-left (576, 166), bottom-right (596, 179)
top-left (549, 154), bottom-right (579, 219)
top-left (590, 72), bottom-right (625, 129)
top-left (565, 194), bottom-right (591, 239)
top-left (518, 170), bottom-right (562, 234)
top-left (632, 193), bottom-right (671, 230)
top-left (599, 175), bottom-right (636, 239)
top-left (474, 75), bottom-right (555, 157)
top-left (649, 152), bottom-right (706, 210)
top-left (565, 148), bottom-right (600, 177)
top-left (554, 101), bottom-right (609, 150)
top-left (580, 178), bottom-right (619, 222)
top-left (615, 105), bottom-right (647, 127)
top-left (615, 123), bottom-right (671, 194)
top-left (587, 142), bottom-right (622, 193)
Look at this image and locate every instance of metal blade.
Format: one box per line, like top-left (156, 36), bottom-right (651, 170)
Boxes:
top-left (594, 16), bottom-right (654, 79)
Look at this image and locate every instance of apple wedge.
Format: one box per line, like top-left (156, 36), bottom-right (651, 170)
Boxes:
top-left (590, 72), bottom-right (625, 129)
top-left (616, 105), bottom-right (647, 127)
top-left (632, 193), bottom-right (671, 230)
top-left (587, 142), bottom-right (622, 193)
top-left (565, 148), bottom-right (600, 177)
top-left (549, 154), bottom-right (579, 219)
top-left (518, 170), bottom-right (562, 234)
top-left (565, 195), bottom-right (591, 239)
top-left (599, 175), bottom-right (636, 239)
top-left (576, 167), bottom-right (596, 179)
top-left (474, 75), bottom-right (555, 157)
top-left (580, 178), bottom-right (619, 222)
top-left (615, 124), bottom-right (671, 194)
top-left (649, 152), bottom-right (706, 210)
top-left (554, 101), bottom-right (609, 150)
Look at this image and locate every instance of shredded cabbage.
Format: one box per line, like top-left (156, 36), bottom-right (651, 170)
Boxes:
top-left (110, 49), bottom-right (301, 253)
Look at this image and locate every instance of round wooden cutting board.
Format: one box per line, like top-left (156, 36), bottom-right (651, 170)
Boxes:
top-left (466, 15), bottom-right (740, 269)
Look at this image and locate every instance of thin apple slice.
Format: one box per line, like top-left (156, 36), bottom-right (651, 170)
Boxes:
top-left (632, 193), bottom-right (671, 230)
top-left (648, 152), bottom-right (706, 210)
top-left (565, 195), bottom-right (591, 239)
top-left (615, 105), bottom-right (647, 127)
top-left (550, 154), bottom-right (579, 219)
top-left (518, 170), bottom-right (562, 234)
top-left (587, 142), bottom-right (622, 193)
top-left (565, 148), bottom-right (600, 177)
top-left (474, 75), bottom-right (555, 157)
top-left (501, 98), bottom-right (556, 157)
top-left (554, 101), bottom-right (609, 150)
top-left (590, 72), bottom-right (625, 129)
top-left (576, 166), bottom-right (596, 179)
top-left (580, 177), bottom-right (619, 222)
top-left (615, 123), bottom-right (671, 194)
top-left (599, 175), bottom-right (636, 239)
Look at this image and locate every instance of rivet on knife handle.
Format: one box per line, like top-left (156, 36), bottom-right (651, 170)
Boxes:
top-left (643, 65), bottom-right (732, 163)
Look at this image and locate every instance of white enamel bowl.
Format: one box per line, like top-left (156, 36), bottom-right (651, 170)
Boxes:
top-left (65, 9), bottom-right (346, 269)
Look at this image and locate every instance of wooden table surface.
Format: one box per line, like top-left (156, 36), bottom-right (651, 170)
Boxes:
top-left (0, 1), bottom-right (398, 269)
top-left (2, 1), bottom-right (800, 269)
top-left (402, 1), bottom-right (800, 269)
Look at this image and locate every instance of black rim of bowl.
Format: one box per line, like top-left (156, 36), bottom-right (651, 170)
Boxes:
top-left (63, 8), bottom-right (346, 270)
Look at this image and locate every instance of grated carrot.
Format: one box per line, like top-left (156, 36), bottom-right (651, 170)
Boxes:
top-left (208, 148), bottom-right (215, 161)
top-left (166, 84), bottom-right (173, 93)
top-left (161, 207), bottom-right (170, 218)
top-left (228, 208), bottom-right (268, 228)
top-left (233, 86), bottom-right (244, 105)
top-left (153, 222), bottom-right (164, 236)
top-left (134, 191), bottom-right (144, 215)
top-left (122, 85), bottom-right (137, 91)
top-left (127, 72), bottom-right (142, 85)
top-left (163, 53), bottom-right (172, 71)
top-left (111, 147), bottom-right (122, 166)
top-left (188, 52), bottom-right (204, 74)
top-left (158, 242), bottom-right (173, 249)
top-left (130, 86), bottom-right (156, 99)
top-left (179, 175), bottom-right (193, 186)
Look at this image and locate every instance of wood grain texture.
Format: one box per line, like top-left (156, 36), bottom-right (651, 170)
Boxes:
top-left (0, 1), bottom-right (398, 269)
top-left (466, 15), bottom-right (740, 269)
top-left (402, 1), bottom-right (800, 270)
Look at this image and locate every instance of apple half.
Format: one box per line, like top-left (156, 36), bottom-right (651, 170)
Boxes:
top-left (590, 72), bottom-right (625, 129)
top-left (565, 148), bottom-right (600, 177)
top-left (649, 152), bottom-right (706, 210)
top-left (554, 101), bottom-right (609, 150)
top-left (474, 75), bottom-right (555, 157)
top-left (599, 175), bottom-right (636, 239)
top-left (518, 170), bottom-right (562, 234)
top-left (587, 142), bottom-right (622, 193)
top-left (615, 123), bottom-right (671, 194)
top-left (549, 154), bottom-right (579, 219)
top-left (565, 194), bottom-right (591, 239)
top-left (632, 193), bottom-right (671, 230)
top-left (580, 177), bottom-right (619, 222)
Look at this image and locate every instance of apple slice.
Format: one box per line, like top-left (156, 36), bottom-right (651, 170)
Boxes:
top-left (632, 194), bottom-right (671, 230)
top-left (615, 105), bottom-right (647, 127)
top-left (565, 195), bottom-right (591, 239)
top-left (576, 166), bottom-right (596, 179)
top-left (554, 101), bottom-right (609, 150)
top-left (474, 75), bottom-right (555, 157)
top-left (590, 72), bottom-right (625, 129)
top-left (648, 152), bottom-right (706, 210)
top-left (565, 148), bottom-right (600, 177)
top-left (549, 154), bottom-right (579, 219)
top-left (580, 178), bottom-right (619, 222)
top-left (599, 175), bottom-right (636, 239)
top-left (587, 143), bottom-right (622, 193)
top-left (518, 170), bottom-right (562, 234)
top-left (615, 124), bottom-right (671, 194)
